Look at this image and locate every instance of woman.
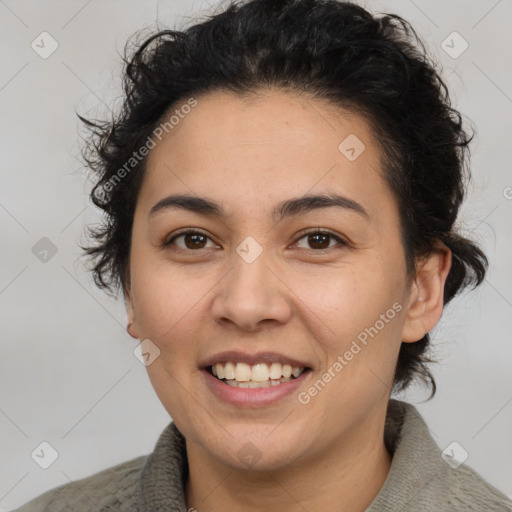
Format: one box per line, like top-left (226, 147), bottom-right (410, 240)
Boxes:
top-left (13, 0), bottom-right (512, 510)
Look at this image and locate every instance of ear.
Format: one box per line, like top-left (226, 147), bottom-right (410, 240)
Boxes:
top-left (124, 275), bottom-right (140, 340)
top-left (401, 242), bottom-right (452, 343)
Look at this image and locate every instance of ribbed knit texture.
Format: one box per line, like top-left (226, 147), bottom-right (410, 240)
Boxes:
top-left (12, 399), bottom-right (512, 511)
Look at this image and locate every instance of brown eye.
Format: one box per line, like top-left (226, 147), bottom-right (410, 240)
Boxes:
top-left (164, 229), bottom-right (346, 252)
top-left (164, 230), bottom-right (217, 250)
top-left (181, 233), bottom-right (208, 249)
top-left (294, 230), bottom-right (346, 250)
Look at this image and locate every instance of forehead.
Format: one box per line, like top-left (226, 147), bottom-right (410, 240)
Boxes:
top-left (153, 88), bottom-right (378, 159)
top-left (138, 88), bottom-right (395, 225)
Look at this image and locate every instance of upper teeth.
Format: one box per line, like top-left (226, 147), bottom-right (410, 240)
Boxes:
top-left (212, 362), bottom-right (305, 382)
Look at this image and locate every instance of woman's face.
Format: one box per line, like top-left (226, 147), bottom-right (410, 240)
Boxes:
top-left (126, 89), bottom-right (427, 470)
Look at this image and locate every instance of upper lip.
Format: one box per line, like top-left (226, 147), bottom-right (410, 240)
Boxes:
top-left (199, 351), bottom-right (312, 369)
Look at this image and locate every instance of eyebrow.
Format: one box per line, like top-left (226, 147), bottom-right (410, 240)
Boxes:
top-left (148, 192), bottom-right (370, 223)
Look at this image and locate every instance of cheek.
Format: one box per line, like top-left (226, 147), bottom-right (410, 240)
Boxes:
top-left (305, 259), bottom-right (406, 372)
top-left (296, 266), bottom-right (384, 341)
top-left (131, 261), bottom-right (204, 414)
top-left (130, 250), bottom-right (209, 337)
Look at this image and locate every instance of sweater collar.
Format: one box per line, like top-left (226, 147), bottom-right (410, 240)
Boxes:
top-left (136, 399), bottom-right (439, 511)
top-left (366, 399), bottom-right (442, 511)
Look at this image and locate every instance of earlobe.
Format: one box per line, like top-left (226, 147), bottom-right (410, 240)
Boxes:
top-left (124, 281), bottom-right (140, 340)
top-left (401, 244), bottom-right (452, 343)
top-left (127, 322), bottom-right (139, 339)
top-left (126, 309), bottom-right (140, 339)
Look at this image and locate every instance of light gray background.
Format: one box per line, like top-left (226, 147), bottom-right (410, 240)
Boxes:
top-left (1, 0), bottom-right (511, 509)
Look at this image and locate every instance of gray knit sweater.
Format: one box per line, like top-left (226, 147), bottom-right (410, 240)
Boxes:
top-left (11, 399), bottom-right (512, 511)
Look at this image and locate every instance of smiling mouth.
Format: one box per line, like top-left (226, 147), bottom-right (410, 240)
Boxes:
top-left (207, 361), bottom-right (308, 388)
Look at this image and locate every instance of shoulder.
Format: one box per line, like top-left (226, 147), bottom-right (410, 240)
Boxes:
top-left (368, 399), bottom-right (512, 511)
top-left (400, 400), bottom-right (512, 510)
top-left (10, 454), bottom-right (147, 512)
top-left (439, 460), bottom-right (512, 511)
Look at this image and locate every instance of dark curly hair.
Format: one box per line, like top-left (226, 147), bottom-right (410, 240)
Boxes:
top-left (79, 0), bottom-right (488, 398)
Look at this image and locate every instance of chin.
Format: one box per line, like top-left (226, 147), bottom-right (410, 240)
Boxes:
top-left (200, 425), bottom-right (307, 472)
top-left (214, 444), bottom-right (304, 473)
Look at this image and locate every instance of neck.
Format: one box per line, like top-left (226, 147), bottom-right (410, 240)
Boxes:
top-left (185, 406), bottom-right (392, 512)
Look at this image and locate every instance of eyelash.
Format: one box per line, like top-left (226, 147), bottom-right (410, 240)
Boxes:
top-left (163, 228), bottom-right (347, 252)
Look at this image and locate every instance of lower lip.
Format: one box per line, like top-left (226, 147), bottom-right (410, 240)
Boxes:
top-left (201, 368), bottom-right (311, 408)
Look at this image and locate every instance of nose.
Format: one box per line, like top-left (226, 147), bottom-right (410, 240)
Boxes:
top-left (211, 252), bottom-right (293, 332)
